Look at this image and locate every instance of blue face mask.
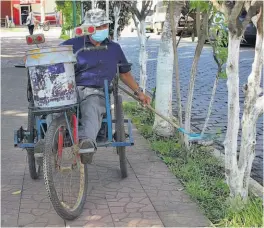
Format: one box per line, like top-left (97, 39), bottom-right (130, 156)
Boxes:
top-left (91, 28), bottom-right (109, 42)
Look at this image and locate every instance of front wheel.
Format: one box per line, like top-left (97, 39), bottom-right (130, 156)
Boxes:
top-left (115, 95), bottom-right (128, 178)
top-left (43, 114), bottom-right (88, 220)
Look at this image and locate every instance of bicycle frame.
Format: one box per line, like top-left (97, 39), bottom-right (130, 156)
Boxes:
top-left (14, 79), bottom-right (134, 149)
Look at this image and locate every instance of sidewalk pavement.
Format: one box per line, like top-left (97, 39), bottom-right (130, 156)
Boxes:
top-left (1, 33), bottom-right (210, 227)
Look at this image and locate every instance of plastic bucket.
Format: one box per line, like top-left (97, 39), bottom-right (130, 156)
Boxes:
top-left (25, 45), bottom-right (77, 109)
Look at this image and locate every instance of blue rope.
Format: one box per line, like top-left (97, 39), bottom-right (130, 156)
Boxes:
top-left (177, 127), bottom-right (212, 141)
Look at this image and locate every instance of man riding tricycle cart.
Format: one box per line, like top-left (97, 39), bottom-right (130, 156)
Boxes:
top-left (14, 8), bottom-right (150, 220)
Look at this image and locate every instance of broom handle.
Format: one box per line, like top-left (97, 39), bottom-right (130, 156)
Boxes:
top-left (118, 85), bottom-right (181, 129)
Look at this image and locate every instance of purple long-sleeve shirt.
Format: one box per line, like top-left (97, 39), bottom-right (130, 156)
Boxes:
top-left (60, 36), bottom-right (131, 87)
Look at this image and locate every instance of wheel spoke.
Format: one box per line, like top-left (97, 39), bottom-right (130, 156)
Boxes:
top-left (43, 114), bottom-right (88, 220)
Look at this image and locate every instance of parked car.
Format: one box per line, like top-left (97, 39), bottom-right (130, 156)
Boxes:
top-left (177, 14), bottom-right (194, 36)
top-left (240, 11), bottom-right (256, 45)
top-left (153, 1), bottom-right (166, 35)
top-left (152, 2), bottom-right (194, 36)
top-left (130, 10), bottom-right (154, 33)
top-left (145, 10), bottom-right (154, 33)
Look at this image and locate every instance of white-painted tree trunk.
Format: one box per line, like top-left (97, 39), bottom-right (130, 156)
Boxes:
top-left (170, 1), bottom-right (183, 127)
top-left (139, 20), bottom-right (148, 93)
top-left (92, 0), bottom-right (96, 9)
top-left (41, 0), bottom-right (45, 23)
top-left (153, 6), bottom-right (182, 137)
top-left (81, 1), bottom-right (84, 21)
top-left (105, 0), bottom-right (109, 20)
top-left (113, 5), bottom-right (120, 42)
top-left (234, 12), bottom-right (263, 199)
top-left (224, 33), bottom-right (243, 197)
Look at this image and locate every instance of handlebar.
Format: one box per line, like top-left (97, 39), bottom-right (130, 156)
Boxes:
top-left (117, 63), bottom-right (133, 67)
top-left (75, 45), bottom-right (108, 57)
top-left (14, 64), bottom-right (26, 68)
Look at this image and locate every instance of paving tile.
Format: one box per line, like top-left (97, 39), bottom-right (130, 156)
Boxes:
top-left (1, 33), bottom-right (219, 228)
top-left (113, 212), bottom-right (164, 227)
top-left (157, 211), bottom-right (210, 227)
top-left (66, 209), bottom-right (113, 227)
top-left (1, 214), bottom-right (19, 227)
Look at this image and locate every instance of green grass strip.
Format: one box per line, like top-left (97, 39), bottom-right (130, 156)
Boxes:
top-left (123, 101), bottom-right (263, 227)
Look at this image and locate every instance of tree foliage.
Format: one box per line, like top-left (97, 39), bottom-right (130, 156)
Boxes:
top-left (55, 1), bottom-right (82, 34)
top-left (189, 0), bottom-right (210, 12)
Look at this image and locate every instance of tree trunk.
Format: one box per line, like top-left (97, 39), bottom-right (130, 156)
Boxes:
top-left (201, 75), bottom-right (219, 136)
top-left (153, 5), bottom-right (182, 137)
top-left (139, 20), bottom-right (148, 93)
top-left (184, 12), bottom-right (209, 147)
top-left (196, 8), bottom-right (201, 40)
top-left (236, 11), bottom-right (263, 199)
top-left (201, 42), bottom-right (222, 136)
top-left (170, 1), bottom-right (183, 127)
top-left (132, 14), bottom-right (141, 42)
top-left (224, 32), bottom-right (243, 197)
top-left (41, 0), bottom-right (45, 23)
top-left (113, 5), bottom-right (120, 42)
top-left (105, 0), bottom-right (109, 20)
top-left (81, 1), bottom-right (84, 21)
top-left (92, 0), bottom-right (96, 9)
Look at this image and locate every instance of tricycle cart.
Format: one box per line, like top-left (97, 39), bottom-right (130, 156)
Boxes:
top-left (14, 30), bottom-right (134, 220)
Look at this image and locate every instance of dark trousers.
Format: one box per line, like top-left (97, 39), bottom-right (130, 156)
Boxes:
top-left (28, 25), bottom-right (34, 35)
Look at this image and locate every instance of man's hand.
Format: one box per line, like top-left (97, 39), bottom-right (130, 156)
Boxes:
top-left (119, 71), bottom-right (151, 105)
top-left (138, 92), bottom-right (151, 105)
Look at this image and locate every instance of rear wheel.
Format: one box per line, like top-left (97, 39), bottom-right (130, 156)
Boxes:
top-left (43, 114), bottom-right (88, 220)
top-left (115, 95), bottom-right (127, 178)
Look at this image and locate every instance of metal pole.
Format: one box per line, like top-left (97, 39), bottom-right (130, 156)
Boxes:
top-left (73, 0), bottom-right (77, 27)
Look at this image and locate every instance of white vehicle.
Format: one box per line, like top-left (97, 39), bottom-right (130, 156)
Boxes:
top-left (130, 9), bottom-right (155, 33)
top-left (153, 1), bottom-right (166, 35)
top-left (145, 9), bottom-right (154, 33)
top-left (153, 2), bottom-right (194, 36)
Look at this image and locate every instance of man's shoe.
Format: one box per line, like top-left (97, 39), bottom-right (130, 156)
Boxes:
top-left (79, 139), bottom-right (96, 164)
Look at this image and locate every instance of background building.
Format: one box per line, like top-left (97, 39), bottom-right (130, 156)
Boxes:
top-left (1, 0), bottom-right (58, 26)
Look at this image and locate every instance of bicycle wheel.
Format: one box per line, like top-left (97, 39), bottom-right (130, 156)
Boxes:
top-left (115, 95), bottom-right (128, 178)
top-left (43, 114), bottom-right (88, 220)
top-left (27, 100), bottom-right (41, 179)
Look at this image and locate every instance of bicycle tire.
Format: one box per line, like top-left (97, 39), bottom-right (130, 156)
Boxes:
top-left (115, 95), bottom-right (128, 178)
top-left (43, 114), bottom-right (88, 220)
top-left (27, 100), bottom-right (41, 179)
